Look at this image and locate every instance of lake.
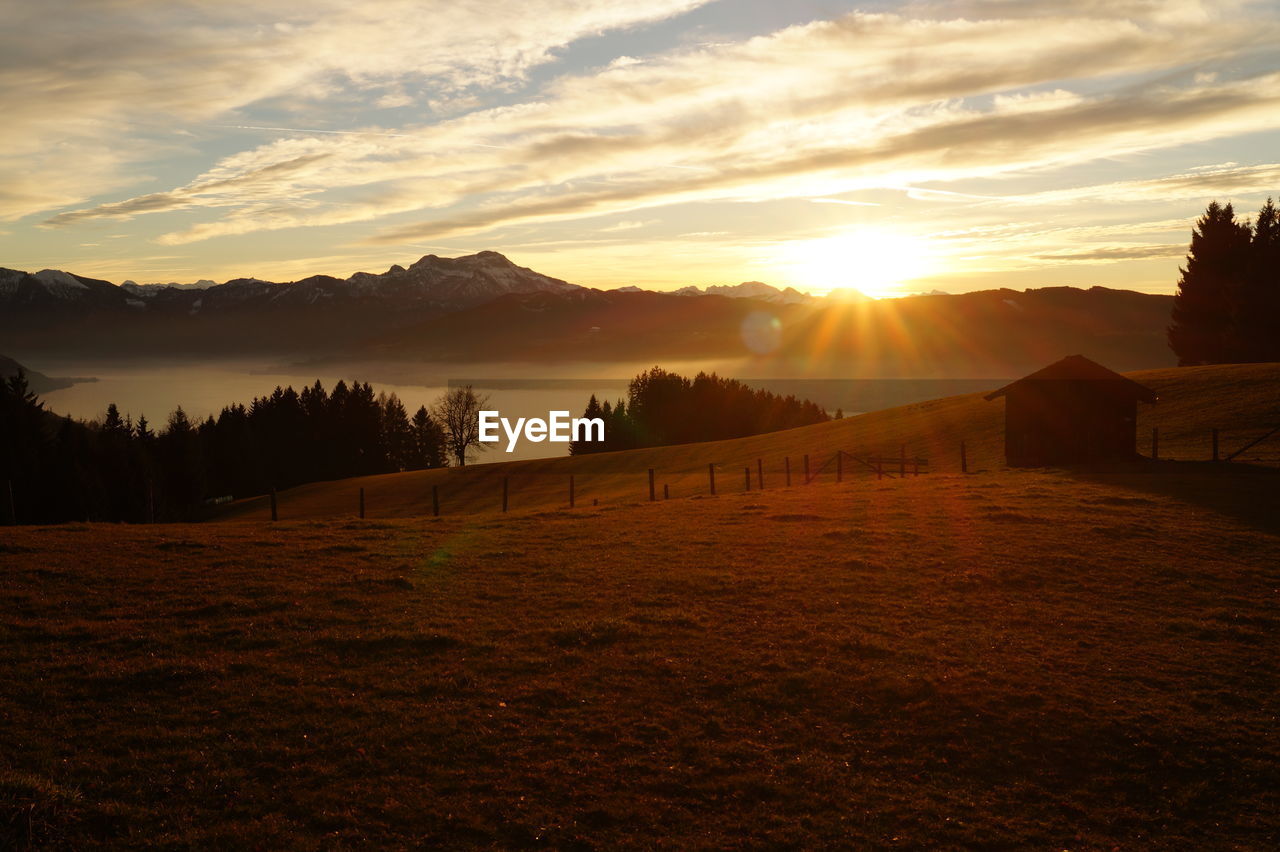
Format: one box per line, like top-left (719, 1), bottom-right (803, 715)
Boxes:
top-left (33, 358), bottom-right (1005, 461)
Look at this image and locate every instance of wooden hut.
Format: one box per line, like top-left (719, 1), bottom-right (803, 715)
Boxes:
top-left (985, 355), bottom-right (1157, 466)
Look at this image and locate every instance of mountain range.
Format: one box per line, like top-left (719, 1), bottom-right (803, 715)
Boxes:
top-left (0, 251), bottom-right (1178, 376)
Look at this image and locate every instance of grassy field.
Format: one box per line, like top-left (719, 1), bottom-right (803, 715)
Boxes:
top-left (3, 363), bottom-right (1279, 848)
top-left (214, 363), bottom-right (1280, 522)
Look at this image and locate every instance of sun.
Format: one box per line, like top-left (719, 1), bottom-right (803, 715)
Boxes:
top-left (771, 228), bottom-right (938, 299)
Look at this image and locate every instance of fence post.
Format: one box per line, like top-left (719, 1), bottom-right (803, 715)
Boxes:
top-left (1212, 428), bottom-right (1219, 462)
top-left (708, 463), bottom-right (716, 495)
top-left (785, 456), bottom-right (791, 487)
top-left (270, 487), bottom-right (278, 522)
top-left (432, 484), bottom-right (440, 517)
top-left (569, 474), bottom-right (575, 509)
top-left (359, 487), bottom-right (365, 519)
top-left (744, 467), bottom-right (751, 492)
top-left (1152, 427), bottom-right (1159, 461)
top-left (4, 479), bottom-right (13, 525)
top-left (757, 458), bottom-right (764, 490)
top-left (147, 480), bottom-right (155, 524)
top-left (876, 459), bottom-right (883, 481)
top-left (803, 454), bottom-right (810, 483)
top-left (649, 468), bottom-right (655, 502)
top-left (960, 441), bottom-right (968, 474)
top-left (502, 476), bottom-right (509, 512)
top-left (664, 484), bottom-right (670, 500)
top-left (900, 445), bottom-right (906, 477)
top-left (913, 457), bottom-right (919, 476)
top-left (836, 452), bottom-right (843, 483)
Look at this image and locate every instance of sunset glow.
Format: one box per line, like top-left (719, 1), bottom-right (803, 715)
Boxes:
top-left (771, 230), bottom-right (939, 299)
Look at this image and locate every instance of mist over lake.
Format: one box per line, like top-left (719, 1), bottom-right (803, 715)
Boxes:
top-left (33, 357), bottom-right (1004, 461)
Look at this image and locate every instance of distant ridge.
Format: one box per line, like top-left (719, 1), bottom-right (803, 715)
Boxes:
top-left (0, 353), bottom-right (92, 394)
top-left (0, 251), bottom-right (578, 315)
top-left (0, 252), bottom-right (1176, 374)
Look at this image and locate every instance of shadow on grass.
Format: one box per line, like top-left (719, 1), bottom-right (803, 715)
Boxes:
top-left (1066, 459), bottom-right (1280, 536)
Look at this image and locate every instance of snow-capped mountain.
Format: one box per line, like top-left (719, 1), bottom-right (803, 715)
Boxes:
top-left (121, 279), bottom-right (217, 295)
top-left (0, 267), bottom-right (127, 311)
top-left (0, 251), bottom-right (581, 317)
top-left (0, 251), bottom-right (587, 356)
top-left (669, 281), bottom-right (816, 304)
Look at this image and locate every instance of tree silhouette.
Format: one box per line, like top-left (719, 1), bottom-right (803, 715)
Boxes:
top-left (569, 395), bottom-right (603, 455)
top-left (409, 405), bottom-right (446, 469)
top-left (379, 392), bottom-right (413, 471)
top-left (1169, 201), bottom-right (1252, 364)
top-left (572, 368), bottom-right (828, 453)
top-left (432, 385), bottom-right (490, 466)
top-left (1241, 197), bottom-right (1280, 362)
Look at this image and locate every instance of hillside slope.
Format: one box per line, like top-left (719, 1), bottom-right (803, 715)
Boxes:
top-left (214, 362), bottom-right (1280, 523)
top-left (5, 459), bottom-right (1278, 847)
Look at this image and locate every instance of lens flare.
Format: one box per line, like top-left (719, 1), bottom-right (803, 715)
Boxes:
top-left (740, 311), bottom-right (782, 354)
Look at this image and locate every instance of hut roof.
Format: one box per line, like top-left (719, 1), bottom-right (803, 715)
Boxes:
top-left (984, 355), bottom-right (1158, 403)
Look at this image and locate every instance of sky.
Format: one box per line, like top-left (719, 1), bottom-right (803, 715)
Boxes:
top-left (2, 0), bottom-right (1279, 298)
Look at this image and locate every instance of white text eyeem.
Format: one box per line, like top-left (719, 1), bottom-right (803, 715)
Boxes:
top-left (478, 410), bottom-right (604, 452)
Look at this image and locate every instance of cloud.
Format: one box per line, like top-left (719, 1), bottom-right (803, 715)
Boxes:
top-left (1030, 244), bottom-right (1186, 261)
top-left (26, 1), bottom-right (1280, 253)
top-left (598, 219), bottom-right (657, 232)
top-left (364, 71), bottom-right (1280, 243)
top-left (998, 162), bottom-right (1280, 206)
top-left (0, 0), bottom-right (713, 220)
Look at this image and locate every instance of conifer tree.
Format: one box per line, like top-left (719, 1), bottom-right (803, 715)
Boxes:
top-left (1242, 197), bottom-right (1280, 361)
top-left (570, 394), bottom-right (604, 455)
top-left (1169, 201), bottom-right (1252, 364)
top-left (409, 405), bottom-right (446, 469)
top-left (380, 393), bottom-right (413, 471)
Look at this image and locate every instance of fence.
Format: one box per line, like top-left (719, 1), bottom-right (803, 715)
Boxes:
top-left (7, 425), bottom-right (1276, 525)
top-left (257, 424), bottom-right (1280, 522)
top-left (257, 444), bottom-right (939, 522)
top-left (1146, 425), bottom-right (1280, 464)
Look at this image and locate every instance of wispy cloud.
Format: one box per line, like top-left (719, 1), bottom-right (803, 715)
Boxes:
top-left (1, 0), bottom-right (713, 221)
top-left (997, 162), bottom-right (1280, 206)
top-left (1031, 244), bottom-right (1186, 261)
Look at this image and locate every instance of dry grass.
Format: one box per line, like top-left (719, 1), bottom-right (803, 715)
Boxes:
top-left (213, 363), bottom-right (1280, 522)
top-left (4, 362), bottom-right (1279, 847)
top-left (3, 462), bottom-right (1279, 848)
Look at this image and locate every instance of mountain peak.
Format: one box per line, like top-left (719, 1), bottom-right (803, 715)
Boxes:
top-left (668, 280), bottom-right (814, 304)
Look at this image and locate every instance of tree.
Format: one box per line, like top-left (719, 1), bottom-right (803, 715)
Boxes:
top-left (0, 371), bottom-right (48, 523)
top-left (102, 403), bottom-right (127, 435)
top-left (379, 392), bottom-right (413, 471)
top-left (1169, 201), bottom-right (1252, 365)
top-left (569, 395), bottom-right (604, 455)
top-left (432, 385), bottom-right (490, 466)
top-left (159, 406), bottom-right (204, 519)
top-left (627, 367), bottom-right (691, 446)
top-left (1240, 197), bottom-right (1280, 362)
top-left (409, 405), bottom-right (447, 469)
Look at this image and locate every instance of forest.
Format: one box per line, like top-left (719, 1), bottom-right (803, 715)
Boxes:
top-left (0, 375), bottom-right (446, 523)
top-left (1169, 198), bottom-right (1280, 364)
top-left (570, 367), bottom-right (830, 454)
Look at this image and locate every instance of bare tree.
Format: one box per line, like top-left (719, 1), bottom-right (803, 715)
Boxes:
top-left (431, 385), bottom-right (490, 466)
